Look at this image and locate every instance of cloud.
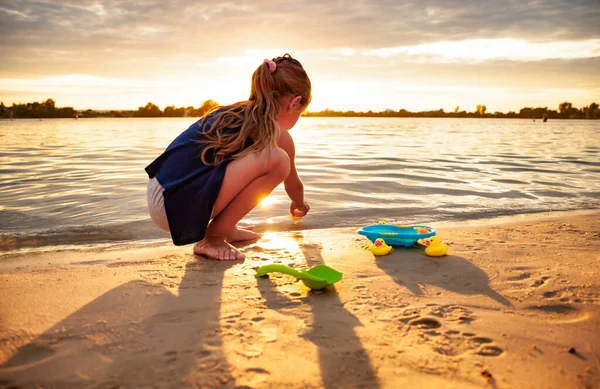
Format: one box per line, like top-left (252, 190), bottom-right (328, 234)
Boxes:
top-left (362, 39), bottom-right (600, 62)
top-left (0, 0), bottom-right (598, 110)
top-left (2, 1), bottom-right (599, 56)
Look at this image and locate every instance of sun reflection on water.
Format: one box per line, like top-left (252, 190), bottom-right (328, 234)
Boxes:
top-left (259, 195), bottom-right (278, 208)
top-left (258, 232), bottom-right (301, 252)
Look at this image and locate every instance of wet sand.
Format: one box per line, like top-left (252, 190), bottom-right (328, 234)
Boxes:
top-left (1, 211), bottom-right (599, 388)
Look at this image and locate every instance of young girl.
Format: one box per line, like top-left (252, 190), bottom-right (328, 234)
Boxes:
top-left (145, 54), bottom-right (311, 261)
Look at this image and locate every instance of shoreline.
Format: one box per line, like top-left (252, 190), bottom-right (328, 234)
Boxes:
top-left (1, 208), bottom-right (598, 262)
top-left (0, 210), bottom-right (599, 388)
top-left (431, 208), bottom-right (600, 229)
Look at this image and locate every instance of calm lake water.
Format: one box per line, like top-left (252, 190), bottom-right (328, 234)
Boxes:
top-left (1, 117), bottom-right (599, 253)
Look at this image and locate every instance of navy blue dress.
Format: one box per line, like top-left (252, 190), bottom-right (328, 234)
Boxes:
top-left (145, 109), bottom-right (252, 245)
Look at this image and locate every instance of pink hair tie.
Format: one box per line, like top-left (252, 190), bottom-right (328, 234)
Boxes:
top-left (263, 58), bottom-right (276, 73)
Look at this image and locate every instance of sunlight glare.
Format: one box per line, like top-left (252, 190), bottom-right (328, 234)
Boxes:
top-left (259, 195), bottom-right (278, 208)
top-left (259, 232), bottom-right (300, 252)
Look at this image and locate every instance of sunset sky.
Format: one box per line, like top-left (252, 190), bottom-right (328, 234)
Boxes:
top-left (1, 0), bottom-right (599, 112)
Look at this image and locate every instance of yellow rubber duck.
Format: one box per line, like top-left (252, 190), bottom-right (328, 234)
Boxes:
top-left (290, 209), bottom-right (303, 221)
top-left (424, 236), bottom-right (448, 257)
top-left (369, 238), bottom-right (393, 256)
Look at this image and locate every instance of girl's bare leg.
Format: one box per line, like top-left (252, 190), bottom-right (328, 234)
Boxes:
top-left (193, 147), bottom-right (290, 260)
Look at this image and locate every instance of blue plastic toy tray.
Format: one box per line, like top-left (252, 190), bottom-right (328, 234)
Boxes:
top-left (357, 224), bottom-right (436, 247)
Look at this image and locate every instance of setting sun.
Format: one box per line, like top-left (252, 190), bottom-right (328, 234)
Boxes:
top-left (1, 2), bottom-right (598, 113)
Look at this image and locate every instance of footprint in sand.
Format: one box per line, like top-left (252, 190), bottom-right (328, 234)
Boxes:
top-left (469, 337), bottom-right (493, 345)
top-left (526, 303), bottom-right (578, 314)
top-left (430, 304), bottom-right (476, 324)
top-left (507, 267), bottom-right (554, 287)
top-left (400, 305), bottom-right (475, 326)
top-left (408, 317), bottom-right (442, 329)
top-left (401, 305), bottom-right (504, 357)
top-left (542, 288), bottom-right (598, 304)
top-left (399, 309), bottom-right (421, 324)
top-left (476, 345), bottom-right (504, 357)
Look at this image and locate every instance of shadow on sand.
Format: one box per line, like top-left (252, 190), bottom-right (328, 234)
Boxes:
top-left (257, 235), bottom-right (381, 389)
top-left (375, 246), bottom-right (512, 306)
top-left (0, 256), bottom-right (237, 388)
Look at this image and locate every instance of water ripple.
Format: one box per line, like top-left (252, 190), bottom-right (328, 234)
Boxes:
top-left (1, 117), bottom-right (599, 249)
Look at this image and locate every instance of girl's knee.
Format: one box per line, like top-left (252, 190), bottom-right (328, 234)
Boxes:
top-left (267, 147), bottom-right (290, 179)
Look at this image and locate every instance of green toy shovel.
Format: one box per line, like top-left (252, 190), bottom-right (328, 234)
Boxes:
top-left (256, 264), bottom-right (343, 290)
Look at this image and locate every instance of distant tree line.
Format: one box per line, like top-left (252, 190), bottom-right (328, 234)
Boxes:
top-left (131, 100), bottom-right (220, 118)
top-left (0, 99), bottom-right (76, 119)
top-left (304, 102), bottom-right (599, 119)
top-left (0, 99), bottom-right (220, 119)
top-left (75, 100), bottom-right (220, 118)
top-left (1, 99), bottom-right (598, 120)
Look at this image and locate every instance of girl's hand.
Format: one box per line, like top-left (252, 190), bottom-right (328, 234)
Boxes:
top-left (290, 201), bottom-right (310, 217)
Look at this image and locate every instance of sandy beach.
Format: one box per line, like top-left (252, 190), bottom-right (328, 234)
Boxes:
top-left (1, 210), bottom-right (599, 388)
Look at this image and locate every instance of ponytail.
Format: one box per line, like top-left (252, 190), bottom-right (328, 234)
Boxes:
top-left (198, 54), bottom-right (311, 165)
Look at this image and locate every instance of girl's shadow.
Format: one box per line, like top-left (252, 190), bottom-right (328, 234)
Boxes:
top-left (375, 246), bottom-right (512, 306)
top-left (0, 255), bottom-right (237, 388)
top-left (257, 238), bottom-right (381, 389)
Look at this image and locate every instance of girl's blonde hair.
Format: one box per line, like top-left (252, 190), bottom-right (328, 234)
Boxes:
top-left (198, 53), bottom-right (312, 165)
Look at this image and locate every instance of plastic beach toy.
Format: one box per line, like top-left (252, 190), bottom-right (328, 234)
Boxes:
top-left (369, 238), bottom-right (393, 256)
top-left (290, 209), bottom-right (303, 221)
top-left (357, 220), bottom-right (436, 247)
top-left (256, 264), bottom-right (342, 290)
top-left (424, 236), bottom-right (448, 257)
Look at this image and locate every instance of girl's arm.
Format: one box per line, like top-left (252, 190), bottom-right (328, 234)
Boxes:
top-left (277, 127), bottom-right (308, 213)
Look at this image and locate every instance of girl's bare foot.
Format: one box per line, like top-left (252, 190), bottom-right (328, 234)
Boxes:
top-left (193, 236), bottom-right (246, 261)
top-left (226, 226), bottom-right (261, 242)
